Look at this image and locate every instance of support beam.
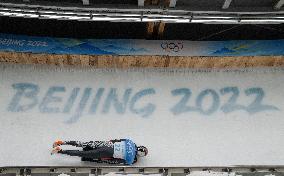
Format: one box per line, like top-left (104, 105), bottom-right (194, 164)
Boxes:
top-left (82, 0), bottom-right (89, 5)
top-left (169, 0), bottom-right (177, 7)
top-left (275, 0), bottom-right (284, 9)
top-left (138, 0), bottom-right (145, 6)
top-left (157, 22), bottom-right (165, 38)
top-left (146, 22), bottom-right (155, 38)
top-left (222, 0), bottom-right (233, 9)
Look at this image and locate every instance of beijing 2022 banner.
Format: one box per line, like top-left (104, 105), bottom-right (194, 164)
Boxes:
top-left (0, 33), bottom-right (284, 56)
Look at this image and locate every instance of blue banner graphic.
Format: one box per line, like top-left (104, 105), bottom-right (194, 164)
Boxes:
top-left (0, 33), bottom-right (284, 56)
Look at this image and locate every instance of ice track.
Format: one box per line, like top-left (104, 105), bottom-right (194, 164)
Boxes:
top-left (0, 64), bottom-right (283, 167)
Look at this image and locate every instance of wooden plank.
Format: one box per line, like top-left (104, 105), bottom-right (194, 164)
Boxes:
top-left (152, 0), bottom-right (160, 5)
top-left (1, 52), bottom-right (284, 68)
top-left (158, 22), bottom-right (166, 38)
top-left (146, 22), bottom-right (155, 37)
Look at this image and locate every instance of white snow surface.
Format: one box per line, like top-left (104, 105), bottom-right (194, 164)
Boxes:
top-left (0, 63), bottom-right (283, 167)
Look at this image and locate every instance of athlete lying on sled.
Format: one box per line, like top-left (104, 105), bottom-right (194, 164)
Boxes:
top-left (51, 139), bottom-right (148, 165)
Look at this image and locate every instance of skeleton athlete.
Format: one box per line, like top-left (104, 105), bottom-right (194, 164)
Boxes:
top-left (51, 139), bottom-right (148, 165)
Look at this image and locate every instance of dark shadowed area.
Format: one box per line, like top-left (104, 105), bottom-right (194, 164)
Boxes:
top-left (0, 16), bottom-right (284, 40)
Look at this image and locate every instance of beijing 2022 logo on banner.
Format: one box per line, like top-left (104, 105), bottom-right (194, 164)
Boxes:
top-left (161, 41), bottom-right (184, 53)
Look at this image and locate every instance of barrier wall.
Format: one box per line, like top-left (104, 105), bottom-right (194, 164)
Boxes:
top-left (0, 33), bottom-right (284, 56)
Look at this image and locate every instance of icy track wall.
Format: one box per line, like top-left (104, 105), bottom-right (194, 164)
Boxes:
top-left (0, 64), bottom-right (283, 167)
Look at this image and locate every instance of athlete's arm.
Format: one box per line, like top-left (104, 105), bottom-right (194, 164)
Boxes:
top-left (133, 156), bottom-right (137, 164)
top-left (110, 139), bottom-right (126, 143)
top-left (53, 140), bottom-right (105, 150)
top-left (104, 158), bottom-right (126, 165)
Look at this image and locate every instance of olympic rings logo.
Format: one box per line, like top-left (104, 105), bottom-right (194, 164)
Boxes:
top-left (161, 42), bottom-right (183, 53)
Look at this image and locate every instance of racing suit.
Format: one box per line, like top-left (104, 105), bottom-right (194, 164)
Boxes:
top-left (58, 139), bottom-right (137, 165)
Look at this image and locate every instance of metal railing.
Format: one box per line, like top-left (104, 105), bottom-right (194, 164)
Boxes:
top-left (1, 166), bottom-right (284, 176)
top-left (0, 3), bottom-right (284, 23)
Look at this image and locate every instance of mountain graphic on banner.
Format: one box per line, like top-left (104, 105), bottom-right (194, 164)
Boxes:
top-left (212, 47), bottom-right (236, 55)
top-left (46, 42), bottom-right (116, 55)
top-left (103, 44), bottom-right (148, 54)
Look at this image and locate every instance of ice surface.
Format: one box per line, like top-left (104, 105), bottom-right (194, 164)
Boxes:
top-left (0, 64), bottom-right (283, 167)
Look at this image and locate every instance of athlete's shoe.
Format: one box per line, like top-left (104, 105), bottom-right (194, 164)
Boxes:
top-left (51, 146), bottom-right (62, 155)
top-left (53, 140), bottom-right (64, 148)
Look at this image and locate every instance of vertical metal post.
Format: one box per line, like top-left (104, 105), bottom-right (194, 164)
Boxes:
top-left (138, 0), bottom-right (145, 6)
top-left (169, 0), bottom-right (177, 7)
top-left (222, 0), bottom-right (233, 9)
top-left (275, 0), bottom-right (284, 9)
top-left (82, 0), bottom-right (90, 5)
